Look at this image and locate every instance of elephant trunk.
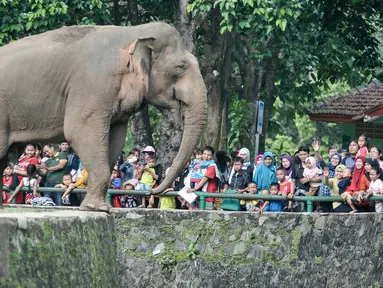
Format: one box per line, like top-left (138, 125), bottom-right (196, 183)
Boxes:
top-left (151, 61), bottom-right (207, 194)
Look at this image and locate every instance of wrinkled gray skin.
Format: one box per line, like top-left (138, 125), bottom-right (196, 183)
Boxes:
top-left (0, 22), bottom-right (207, 211)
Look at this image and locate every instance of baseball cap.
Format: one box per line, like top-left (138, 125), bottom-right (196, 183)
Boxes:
top-left (142, 146), bottom-right (156, 153)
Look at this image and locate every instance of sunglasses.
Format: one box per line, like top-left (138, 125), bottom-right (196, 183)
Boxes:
top-left (143, 152), bottom-right (155, 155)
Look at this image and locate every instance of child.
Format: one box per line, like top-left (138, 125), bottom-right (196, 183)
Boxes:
top-left (366, 167), bottom-right (383, 212)
top-left (189, 153), bottom-right (215, 188)
top-left (195, 149), bottom-right (203, 160)
top-left (137, 155), bottom-right (158, 208)
top-left (9, 164), bottom-right (39, 205)
top-left (120, 180), bottom-right (138, 208)
top-left (119, 150), bottom-right (140, 182)
top-left (338, 168), bottom-right (352, 195)
top-left (263, 183), bottom-right (283, 212)
top-left (59, 164), bottom-right (88, 206)
top-left (276, 168), bottom-right (291, 211)
top-left (2, 164), bottom-right (18, 203)
top-left (238, 181), bottom-right (258, 211)
top-left (251, 189), bottom-right (270, 213)
top-left (110, 166), bottom-right (123, 208)
top-left (324, 164), bottom-right (346, 211)
top-left (55, 173), bottom-right (73, 205)
top-left (303, 157), bottom-right (323, 196)
top-left (158, 167), bottom-right (176, 210)
top-left (188, 146), bottom-right (218, 210)
top-left (357, 134), bottom-right (369, 158)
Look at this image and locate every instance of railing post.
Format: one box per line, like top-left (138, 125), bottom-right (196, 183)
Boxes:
top-left (11, 191), bottom-right (16, 204)
top-left (106, 190), bottom-right (112, 205)
top-left (306, 199), bottom-right (313, 213)
top-left (199, 195), bottom-right (206, 210)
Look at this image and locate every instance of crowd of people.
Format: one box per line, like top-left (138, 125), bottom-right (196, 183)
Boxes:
top-left (3, 133), bottom-right (383, 213)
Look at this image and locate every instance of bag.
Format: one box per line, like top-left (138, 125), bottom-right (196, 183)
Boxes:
top-left (221, 190), bottom-right (240, 211)
top-left (25, 193), bottom-right (35, 205)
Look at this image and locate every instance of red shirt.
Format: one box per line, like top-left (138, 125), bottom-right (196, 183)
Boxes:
top-left (17, 156), bottom-right (39, 181)
top-left (3, 176), bottom-right (13, 187)
top-left (3, 175), bottom-right (23, 204)
top-left (280, 181), bottom-right (291, 196)
top-left (204, 166), bottom-right (217, 203)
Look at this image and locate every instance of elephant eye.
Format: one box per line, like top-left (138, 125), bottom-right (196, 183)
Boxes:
top-left (174, 62), bottom-right (188, 74)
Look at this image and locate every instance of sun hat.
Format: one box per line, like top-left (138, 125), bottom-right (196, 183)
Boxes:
top-left (124, 179), bottom-right (139, 187)
top-left (142, 146), bottom-right (156, 153)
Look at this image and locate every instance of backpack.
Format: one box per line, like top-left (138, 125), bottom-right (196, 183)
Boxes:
top-left (221, 190), bottom-right (240, 211)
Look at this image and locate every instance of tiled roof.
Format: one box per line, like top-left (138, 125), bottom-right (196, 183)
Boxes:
top-left (307, 80), bottom-right (383, 117)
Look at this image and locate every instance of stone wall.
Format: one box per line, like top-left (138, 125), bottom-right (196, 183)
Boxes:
top-left (0, 209), bottom-right (116, 288)
top-left (114, 209), bottom-right (383, 288)
top-left (2, 208), bottom-right (383, 288)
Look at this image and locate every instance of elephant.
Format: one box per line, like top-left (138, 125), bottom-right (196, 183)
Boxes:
top-left (0, 22), bottom-right (207, 211)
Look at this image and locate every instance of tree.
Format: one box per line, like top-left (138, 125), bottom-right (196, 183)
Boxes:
top-left (189, 0), bottom-right (383, 155)
top-left (0, 0), bottom-right (111, 46)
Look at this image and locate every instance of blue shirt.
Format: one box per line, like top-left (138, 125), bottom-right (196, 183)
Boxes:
top-left (264, 201), bottom-right (283, 212)
top-left (119, 162), bottom-right (135, 182)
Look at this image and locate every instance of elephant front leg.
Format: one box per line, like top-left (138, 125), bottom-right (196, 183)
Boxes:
top-left (65, 118), bottom-right (111, 212)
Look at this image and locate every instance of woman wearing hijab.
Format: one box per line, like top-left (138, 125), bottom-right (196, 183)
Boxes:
top-left (342, 155), bottom-right (370, 213)
top-left (253, 152), bottom-right (278, 192)
top-left (315, 152), bottom-right (341, 212)
top-left (281, 154), bottom-right (293, 180)
top-left (247, 154), bottom-right (263, 180)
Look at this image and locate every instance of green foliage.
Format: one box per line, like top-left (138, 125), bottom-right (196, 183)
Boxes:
top-left (265, 135), bottom-right (295, 160)
top-left (266, 92), bottom-right (343, 159)
top-left (227, 94), bottom-right (254, 151)
top-left (0, 0), bottom-right (111, 46)
top-left (123, 122), bottom-right (134, 153)
top-left (149, 106), bottom-right (162, 147)
top-left (189, 0), bottom-right (383, 154)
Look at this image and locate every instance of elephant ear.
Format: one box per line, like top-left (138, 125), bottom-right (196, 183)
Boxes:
top-left (126, 37), bottom-right (155, 74)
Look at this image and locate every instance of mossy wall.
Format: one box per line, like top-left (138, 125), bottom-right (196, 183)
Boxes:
top-left (0, 210), bottom-right (116, 288)
top-left (113, 210), bottom-right (383, 288)
top-left (2, 208), bottom-right (383, 288)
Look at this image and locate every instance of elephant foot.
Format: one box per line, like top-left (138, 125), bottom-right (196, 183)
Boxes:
top-left (79, 195), bottom-right (110, 212)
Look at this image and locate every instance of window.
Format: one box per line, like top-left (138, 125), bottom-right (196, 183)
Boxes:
top-left (356, 123), bottom-right (383, 138)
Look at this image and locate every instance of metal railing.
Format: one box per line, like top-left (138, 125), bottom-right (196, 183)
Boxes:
top-left (3, 186), bottom-right (383, 212)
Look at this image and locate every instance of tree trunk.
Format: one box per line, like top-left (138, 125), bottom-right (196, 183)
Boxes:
top-left (199, 10), bottom-right (234, 151)
top-left (155, 109), bottom-right (183, 171)
top-left (235, 36), bottom-right (269, 156)
top-left (127, 0), bottom-right (154, 152)
top-left (155, 0), bottom-right (201, 171)
top-left (113, 0), bottom-right (121, 25)
top-left (259, 54), bottom-right (278, 153)
top-left (218, 32), bottom-right (235, 150)
top-left (173, 0), bottom-right (199, 54)
top-left (130, 105), bottom-right (153, 149)
top-left (127, 0), bottom-right (139, 26)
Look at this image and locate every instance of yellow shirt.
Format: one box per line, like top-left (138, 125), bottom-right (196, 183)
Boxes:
top-left (141, 168), bottom-right (155, 185)
top-left (159, 196), bottom-right (175, 209)
top-left (240, 199), bottom-right (258, 205)
top-left (74, 169), bottom-right (88, 188)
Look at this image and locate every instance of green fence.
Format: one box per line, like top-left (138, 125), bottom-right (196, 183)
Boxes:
top-left (3, 186), bottom-right (383, 212)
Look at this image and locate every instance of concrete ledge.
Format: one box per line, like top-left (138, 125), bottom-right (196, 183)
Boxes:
top-left (0, 208), bottom-right (116, 288)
